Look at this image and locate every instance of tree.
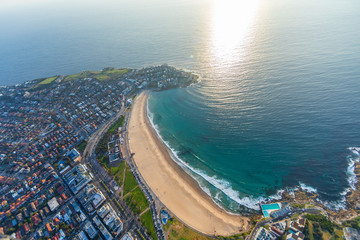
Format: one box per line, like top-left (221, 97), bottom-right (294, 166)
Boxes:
top-left (5, 227), bottom-right (15, 234)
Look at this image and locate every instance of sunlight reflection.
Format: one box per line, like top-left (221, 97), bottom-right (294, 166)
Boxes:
top-left (211, 0), bottom-right (260, 60)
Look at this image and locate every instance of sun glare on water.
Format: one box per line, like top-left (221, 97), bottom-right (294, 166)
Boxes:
top-left (211, 0), bottom-right (261, 61)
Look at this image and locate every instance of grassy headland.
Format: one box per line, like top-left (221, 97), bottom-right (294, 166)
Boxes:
top-left (31, 76), bottom-right (58, 90)
top-left (64, 68), bottom-right (130, 82)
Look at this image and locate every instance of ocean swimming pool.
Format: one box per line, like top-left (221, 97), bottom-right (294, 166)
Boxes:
top-left (261, 203), bottom-right (281, 218)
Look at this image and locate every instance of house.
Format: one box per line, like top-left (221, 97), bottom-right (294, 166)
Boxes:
top-left (30, 202), bottom-right (37, 211)
top-left (23, 223), bottom-right (30, 234)
top-left (32, 213), bottom-right (41, 225)
top-left (46, 223), bottom-right (52, 233)
top-left (291, 218), bottom-right (306, 232)
top-left (16, 212), bottom-right (23, 222)
top-left (44, 206), bottom-right (50, 215)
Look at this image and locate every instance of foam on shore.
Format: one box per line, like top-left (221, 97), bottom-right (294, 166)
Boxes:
top-left (147, 94), bottom-right (360, 212)
top-left (128, 91), bottom-right (250, 236)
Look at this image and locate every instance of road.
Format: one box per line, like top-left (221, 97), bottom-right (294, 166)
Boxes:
top-left (81, 104), bottom-right (152, 240)
top-left (120, 96), bottom-right (165, 240)
top-left (83, 108), bottom-right (125, 160)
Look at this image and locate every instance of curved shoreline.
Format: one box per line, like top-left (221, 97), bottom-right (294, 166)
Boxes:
top-left (128, 90), bottom-right (250, 236)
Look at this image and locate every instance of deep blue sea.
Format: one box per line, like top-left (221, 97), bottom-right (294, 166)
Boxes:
top-left (1, 0), bottom-right (360, 211)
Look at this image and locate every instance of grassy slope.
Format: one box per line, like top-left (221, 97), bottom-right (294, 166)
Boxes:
top-left (31, 76), bottom-right (58, 90)
top-left (77, 140), bottom-right (87, 154)
top-left (304, 214), bottom-right (344, 240)
top-left (30, 67), bottom-right (130, 91)
top-left (165, 216), bottom-right (249, 240)
top-left (39, 76), bottom-right (57, 85)
top-left (140, 210), bottom-right (158, 240)
top-left (123, 164), bottom-right (138, 195)
top-left (124, 187), bottom-right (149, 215)
top-left (166, 218), bottom-right (213, 240)
top-left (64, 71), bottom-right (100, 81)
top-left (120, 162), bottom-right (155, 239)
top-left (64, 68), bottom-right (129, 82)
top-left (99, 155), bottom-right (110, 171)
top-left (108, 116), bottom-right (125, 133)
top-left (111, 161), bottom-right (126, 187)
top-left (95, 68), bottom-right (130, 81)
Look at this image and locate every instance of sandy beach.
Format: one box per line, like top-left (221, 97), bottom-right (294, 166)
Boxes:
top-left (128, 91), bottom-right (250, 236)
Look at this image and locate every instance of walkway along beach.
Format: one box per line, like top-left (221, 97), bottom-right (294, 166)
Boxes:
top-left (128, 90), bottom-right (250, 236)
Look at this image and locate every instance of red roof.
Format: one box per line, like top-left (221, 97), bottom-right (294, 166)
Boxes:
top-left (24, 223), bottom-right (30, 233)
top-left (54, 217), bottom-right (60, 224)
top-left (61, 193), bottom-right (67, 200)
top-left (46, 223), bottom-right (52, 232)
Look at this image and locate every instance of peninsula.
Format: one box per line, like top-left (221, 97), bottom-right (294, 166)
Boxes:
top-left (1, 65), bottom-right (360, 240)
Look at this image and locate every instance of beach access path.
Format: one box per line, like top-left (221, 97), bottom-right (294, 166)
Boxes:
top-left (128, 90), bottom-right (250, 236)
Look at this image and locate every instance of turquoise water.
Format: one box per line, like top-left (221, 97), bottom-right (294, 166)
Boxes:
top-left (1, 0), bottom-right (360, 212)
top-left (261, 204), bottom-right (280, 211)
top-left (261, 203), bottom-right (280, 217)
top-left (261, 203), bottom-right (280, 218)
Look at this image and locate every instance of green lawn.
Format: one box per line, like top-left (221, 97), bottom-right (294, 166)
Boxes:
top-left (123, 164), bottom-right (138, 195)
top-left (108, 116), bottom-right (125, 133)
top-left (140, 210), bottom-right (158, 240)
top-left (166, 217), bottom-right (213, 240)
top-left (163, 219), bottom-right (172, 232)
top-left (110, 161), bottom-right (124, 175)
top-left (111, 161), bottom-right (126, 187)
top-left (64, 71), bottom-right (100, 81)
top-left (64, 68), bottom-right (129, 82)
top-left (99, 155), bottom-right (109, 171)
top-left (124, 187), bottom-right (149, 215)
top-left (39, 76), bottom-right (57, 85)
top-left (31, 76), bottom-right (58, 90)
top-left (64, 73), bottom-right (82, 81)
top-left (95, 68), bottom-right (130, 81)
top-left (77, 140), bottom-right (87, 154)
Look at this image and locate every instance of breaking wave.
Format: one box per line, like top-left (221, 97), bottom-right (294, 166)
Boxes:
top-left (299, 182), bottom-right (317, 193)
top-left (147, 96), bottom-right (360, 212)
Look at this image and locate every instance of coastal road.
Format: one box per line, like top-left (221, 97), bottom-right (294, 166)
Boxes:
top-left (83, 107), bottom-right (125, 160)
top-left (120, 93), bottom-right (169, 240)
top-left (81, 103), bottom-right (153, 239)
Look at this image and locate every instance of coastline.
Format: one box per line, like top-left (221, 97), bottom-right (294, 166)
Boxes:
top-left (128, 90), bottom-right (251, 236)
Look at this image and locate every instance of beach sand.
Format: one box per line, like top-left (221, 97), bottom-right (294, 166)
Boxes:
top-left (128, 91), bottom-right (250, 236)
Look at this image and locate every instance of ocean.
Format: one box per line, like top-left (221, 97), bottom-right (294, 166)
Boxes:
top-left (1, 0), bottom-right (360, 212)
